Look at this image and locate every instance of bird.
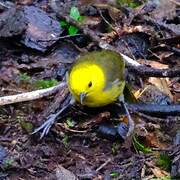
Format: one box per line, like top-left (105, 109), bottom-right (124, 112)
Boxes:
top-left (32, 50), bottom-right (134, 138)
top-left (67, 49), bottom-right (125, 107)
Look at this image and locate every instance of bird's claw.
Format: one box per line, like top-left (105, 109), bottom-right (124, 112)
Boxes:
top-left (31, 103), bottom-right (71, 139)
top-left (118, 95), bottom-right (135, 137)
top-left (31, 114), bottom-right (57, 139)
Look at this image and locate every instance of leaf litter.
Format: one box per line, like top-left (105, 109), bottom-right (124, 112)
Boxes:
top-left (0, 0), bottom-right (179, 179)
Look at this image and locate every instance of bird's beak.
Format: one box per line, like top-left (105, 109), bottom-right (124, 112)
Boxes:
top-left (80, 92), bottom-right (87, 105)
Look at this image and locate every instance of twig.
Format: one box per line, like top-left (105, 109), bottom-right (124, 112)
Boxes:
top-left (95, 158), bottom-right (112, 172)
top-left (98, 9), bottom-right (117, 33)
top-left (1, 87), bottom-right (25, 93)
top-left (37, 33), bottom-right (83, 42)
top-left (57, 123), bottom-right (87, 133)
top-left (0, 82), bottom-right (66, 106)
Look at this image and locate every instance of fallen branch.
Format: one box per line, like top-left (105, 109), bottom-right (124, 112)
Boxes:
top-left (128, 65), bottom-right (180, 77)
top-left (127, 104), bottom-right (180, 116)
top-left (0, 82), bottom-right (66, 106)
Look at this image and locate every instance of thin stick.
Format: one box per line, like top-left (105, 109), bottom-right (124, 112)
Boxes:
top-left (0, 82), bottom-right (66, 106)
top-left (96, 158), bottom-right (111, 172)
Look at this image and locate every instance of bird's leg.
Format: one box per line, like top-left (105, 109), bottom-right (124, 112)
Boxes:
top-left (118, 95), bottom-right (135, 137)
top-left (32, 97), bottom-right (75, 139)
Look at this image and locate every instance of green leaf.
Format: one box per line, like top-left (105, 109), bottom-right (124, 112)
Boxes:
top-left (3, 159), bottom-right (14, 169)
top-left (156, 153), bottom-right (172, 171)
top-left (110, 171), bottom-right (120, 178)
top-left (19, 73), bottom-right (31, 82)
top-left (112, 142), bottom-right (120, 155)
top-left (60, 20), bottom-right (69, 28)
top-left (68, 25), bottom-right (79, 35)
top-left (60, 7), bottom-right (81, 36)
top-left (133, 136), bottom-right (152, 154)
top-left (70, 6), bottom-right (81, 21)
top-left (117, 0), bottom-right (142, 8)
top-left (33, 79), bottom-right (59, 89)
top-left (62, 135), bottom-right (69, 147)
top-left (66, 118), bottom-right (75, 128)
top-left (20, 120), bottom-right (33, 133)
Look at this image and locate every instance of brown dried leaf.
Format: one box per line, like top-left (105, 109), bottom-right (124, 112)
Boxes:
top-left (146, 61), bottom-right (173, 101)
top-left (149, 77), bottom-right (173, 101)
top-left (56, 165), bottom-right (77, 180)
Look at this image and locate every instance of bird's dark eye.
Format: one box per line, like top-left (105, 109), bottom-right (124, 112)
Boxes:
top-left (88, 81), bottom-right (92, 87)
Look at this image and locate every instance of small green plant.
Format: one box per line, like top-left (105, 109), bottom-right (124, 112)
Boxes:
top-left (60, 6), bottom-right (83, 36)
top-left (20, 120), bottom-right (33, 133)
top-left (111, 142), bottom-right (120, 155)
top-left (3, 159), bottom-right (14, 169)
top-left (19, 73), bottom-right (31, 82)
top-left (117, 0), bottom-right (142, 8)
top-left (33, 79), bottom-right (58, 89)
top-left (68, 25), bottom-right (79, 36)
top-left (66, 118), bottom-right (75, 128)
top-left (62, 135), bottom-right (69, 147)
top-left (70, 6), bottom-right (82, 21)
top-left (110, 171), bottom-right (120, 178)
top-left (60, 20), bottom-right (69, 28)
top-left (17, 115), bottom-right (33, 133)
top-left (133, 136), bottom-right (152, 154)
top-left (156, 153), bottom-right (172, 171)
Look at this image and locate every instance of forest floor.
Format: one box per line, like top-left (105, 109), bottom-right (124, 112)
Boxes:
top-left (0, 0), bottom-right (179, 179)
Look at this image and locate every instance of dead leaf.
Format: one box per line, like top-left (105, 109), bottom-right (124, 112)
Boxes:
top-left (145, 61), bottom-right (173, 101)
top-left (143, 61), bottom-right (169, 69)
top-left (149, 78), bottom-right (173, 101)
top-left (56, 165), bottom-right (77, 180)
top-left (137, 85), bottom-right (173, 105)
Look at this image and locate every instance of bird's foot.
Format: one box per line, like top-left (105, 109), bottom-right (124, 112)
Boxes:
top-left (32, 113), bottom-right (57, 139)
top-left (32, 103), bottom-right (70, 139)
top-left (119, 95), bottom-right (135, 137)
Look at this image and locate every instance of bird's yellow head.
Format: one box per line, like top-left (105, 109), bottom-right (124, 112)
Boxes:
top-left (67, 62), bottom-right (105, 105)
top-left (67, 50), bottom-right (125, 107)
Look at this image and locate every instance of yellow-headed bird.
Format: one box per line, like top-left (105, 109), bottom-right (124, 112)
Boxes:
top-left (67, 50), bottom-right (125, 107)
top-left (33, 50), bottom-right (134, 139)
